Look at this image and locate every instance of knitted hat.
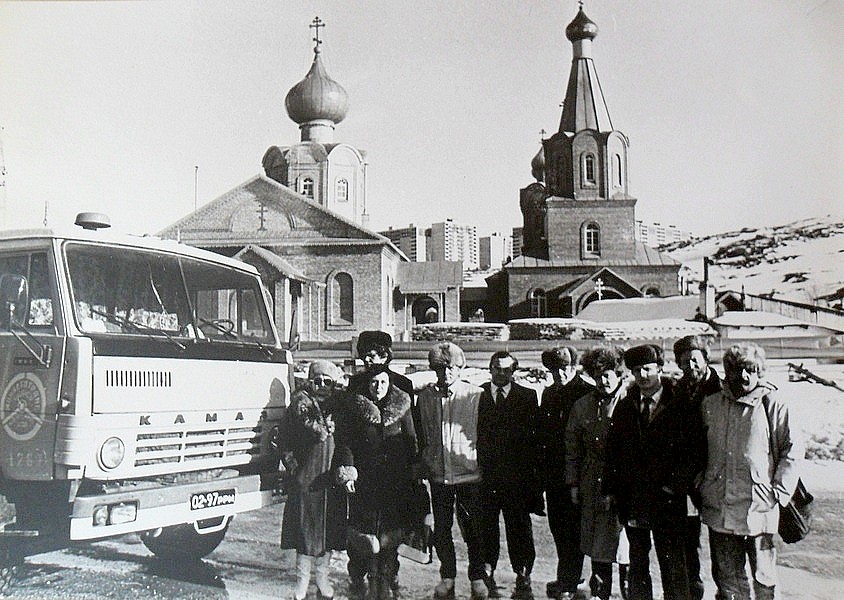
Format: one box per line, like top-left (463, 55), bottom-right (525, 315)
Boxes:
top-left (623, 344), bottom-right (664, 369)
top-left (309, 359), bottom-right (341, 379)
top-left (356, 330), bottom-right (393, 355)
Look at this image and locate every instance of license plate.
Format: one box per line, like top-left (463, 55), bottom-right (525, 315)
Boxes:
top-left (190, 488), bottom-right (236, 511)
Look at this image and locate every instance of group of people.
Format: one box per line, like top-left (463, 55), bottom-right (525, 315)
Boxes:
top-left (278, 331), bottom-right (802, 600)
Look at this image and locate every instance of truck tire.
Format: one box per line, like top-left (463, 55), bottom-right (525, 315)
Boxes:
top-left (140, 520), bottom-right (229, 561)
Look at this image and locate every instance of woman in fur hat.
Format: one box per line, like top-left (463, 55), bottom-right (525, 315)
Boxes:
top-left (281, 360), bottom-right (353, 600)
top-left (335, 367), bottom-right (418, 600)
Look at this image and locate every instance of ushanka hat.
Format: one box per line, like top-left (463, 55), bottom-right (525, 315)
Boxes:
top-left (623, 344), bottom-right (664, 369)
top-left (672, 335), bottom-right (710, 358)
top-left (541, 347), bottom-right (577, 370)
top-left (356, 330), bottom-right (393, 355)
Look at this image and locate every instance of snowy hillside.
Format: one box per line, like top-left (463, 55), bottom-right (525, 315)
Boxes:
top-left (663, 214), bottom-right (843, 308)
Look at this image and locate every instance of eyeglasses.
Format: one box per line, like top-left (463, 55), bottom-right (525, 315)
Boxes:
top-left (310, 376), bottom-right (335, 387)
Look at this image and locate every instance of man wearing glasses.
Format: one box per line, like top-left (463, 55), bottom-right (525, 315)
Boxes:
top-left (416, 342), bottom-right (488, 600)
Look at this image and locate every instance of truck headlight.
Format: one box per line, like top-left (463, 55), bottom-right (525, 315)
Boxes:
top-left (99, 437), bottom-right (125, 470)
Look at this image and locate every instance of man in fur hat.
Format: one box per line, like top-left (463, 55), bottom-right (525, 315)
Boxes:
top-left (604, 344), bottom-right (695, 600)
top-left (538, 347), bottom-right (594, 600)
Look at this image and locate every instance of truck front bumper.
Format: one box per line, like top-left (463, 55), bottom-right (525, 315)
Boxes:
top-left (69, 473), bottom-right (282, 540)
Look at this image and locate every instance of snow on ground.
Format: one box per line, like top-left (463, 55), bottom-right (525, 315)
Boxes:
top-left (666, 214), bottom-right (843, 305)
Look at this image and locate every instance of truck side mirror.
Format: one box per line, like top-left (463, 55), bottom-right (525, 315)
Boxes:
top-left (0, 274), bottom-right (29, 330)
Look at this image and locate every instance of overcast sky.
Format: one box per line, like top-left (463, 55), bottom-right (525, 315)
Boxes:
top-left (0, 1), bottom-right (841, 238)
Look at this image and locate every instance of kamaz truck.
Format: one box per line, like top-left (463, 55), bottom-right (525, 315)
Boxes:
top-left (0, 213), bottom-right (291, 584)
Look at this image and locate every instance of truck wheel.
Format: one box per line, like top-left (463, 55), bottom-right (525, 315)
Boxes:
top-left (140, 520), bottom-right (229, 561)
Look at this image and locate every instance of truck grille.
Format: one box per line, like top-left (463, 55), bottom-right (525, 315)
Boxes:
top-left (134, 425), bottom-right (261, 467)
top-left (105, 369), bottom-right (172, 388)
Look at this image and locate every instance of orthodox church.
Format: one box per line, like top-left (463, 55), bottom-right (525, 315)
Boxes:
top-left (486, 7), bottom-right (680, 321)
top-left (159, 19), bottom-right (460, 343)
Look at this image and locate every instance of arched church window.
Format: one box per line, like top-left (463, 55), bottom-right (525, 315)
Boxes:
top-left (301, 177), bottom-right (314, 198)
top-left (583, 222), bottom-right (601, 257)
top-left (529, 288), bottom-right (547, 318)
top-left (583, 154), bottom-right (596, 185)
top-left (614, 154), bottom-right (623, 187)
top-left (336, 178), bottom-right (349, 202)
top-left (328, 271), bottom-right (354, 326)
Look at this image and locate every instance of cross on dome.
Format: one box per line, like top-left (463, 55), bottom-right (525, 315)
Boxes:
top-left (310, 16), bottom-right (324, 54)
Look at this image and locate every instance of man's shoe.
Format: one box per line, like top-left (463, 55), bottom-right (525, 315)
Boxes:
top-left (514, 573), bottom-right (533, 599)
top-left (348, 576), bottom-right (368, 599)
top-left (545, 580), bottom-right (562, 598)
top-left (434, 578), bottom-right (455, 599)
top-left (471, 579), bottom-right (490, 600)
top-left (484, 572), bottom-right (502, 598)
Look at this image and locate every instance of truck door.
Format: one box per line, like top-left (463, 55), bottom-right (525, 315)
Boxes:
top-left (0, 251), bottom-right (63, 481)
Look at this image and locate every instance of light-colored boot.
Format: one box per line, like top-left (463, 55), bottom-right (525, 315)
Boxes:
top-left (294, 553), bottom-right (314, 600)
top-left (315, 551), bottom-right (335, 599)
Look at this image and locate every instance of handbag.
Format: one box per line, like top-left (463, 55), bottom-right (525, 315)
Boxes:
top-left (397, 480), bottom-right (433, 564)
top-left (778, 478), bottom-right (813, 544)
top-left (762, 396), bottom-right (813, 543)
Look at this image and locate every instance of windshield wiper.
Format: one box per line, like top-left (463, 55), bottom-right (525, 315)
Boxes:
top-left (90, 308), bottom-right (186, 351)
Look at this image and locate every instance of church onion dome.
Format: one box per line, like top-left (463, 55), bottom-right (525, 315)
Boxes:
top-left (565, 8), bottom-right (598, 42)
top-left (285, 52), bottom-right (349, 125)
top-left (531, 146), bottom-right (545, 182)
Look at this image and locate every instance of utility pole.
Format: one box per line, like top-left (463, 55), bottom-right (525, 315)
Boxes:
top-left (194, 165), bottom-right (199, 212)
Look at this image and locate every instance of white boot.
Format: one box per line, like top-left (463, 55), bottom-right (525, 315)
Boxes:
top-left (294, 553), bottom-right (314, 600)
top-left (314, 551), bottom-right (335, 599)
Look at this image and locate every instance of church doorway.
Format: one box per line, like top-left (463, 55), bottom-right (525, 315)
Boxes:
top-left (412, 296), bottom-right (440, 325)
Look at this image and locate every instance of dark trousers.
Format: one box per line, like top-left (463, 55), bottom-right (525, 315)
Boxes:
top-left (626, 525), bottom-right (691, 600)
top-left (481, 486), bottom-right (535, 575)
top-left (589, 560), bottom-right (613, 600)
top-left (430, 481), bottom-right (486, 581)
top-left (685, 516), bottom-right (704, 600)
top-left (547, 483), bottom-right (584, 592)
top-left (708, 529), bottom-right (776, 600)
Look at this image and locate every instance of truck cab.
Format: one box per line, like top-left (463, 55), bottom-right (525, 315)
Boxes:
top-left (0, 214), bottom-right (291, 565)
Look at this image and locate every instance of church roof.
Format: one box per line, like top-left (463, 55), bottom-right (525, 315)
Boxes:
top-left (396, 261), bottom-right (463, 293)
top-left (558, 8), bottom-right (613, 134)
top-left (578, 295), bottom-right (701, 322)
top-left (504, 242), bottom-right (679, 268)
top-left (285, 49), bottom-right (348, 126)
top-left (158, 174), bottom-right (401, 254)
top-left (236, 245), bottom-right (317, 284)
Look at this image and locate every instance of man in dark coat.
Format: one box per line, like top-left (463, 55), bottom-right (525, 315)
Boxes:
top-left (672, 335), bottom-right (722, 600)
top-left (604, 344), bottom-right (694, 600)
top-left (478, 351), bottom-right (541, 599)
top-left (538, 347), bottom-right (594, 600)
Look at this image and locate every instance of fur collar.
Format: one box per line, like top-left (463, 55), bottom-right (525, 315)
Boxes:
top-left (291, 388), bottom-right (335, 441)
top-left (350, 387), bottom-right (410, 428)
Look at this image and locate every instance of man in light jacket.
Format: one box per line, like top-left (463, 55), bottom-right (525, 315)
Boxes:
top-left (417, 342), bottom-right (488, 600)
top-left (697, 343), bottom-right (803, 600)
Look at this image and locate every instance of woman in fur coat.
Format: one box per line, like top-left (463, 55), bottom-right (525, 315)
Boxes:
top-left (281, 360), bottom-right (354, 600)
top-left (335, 366), bottom-right (418, 600)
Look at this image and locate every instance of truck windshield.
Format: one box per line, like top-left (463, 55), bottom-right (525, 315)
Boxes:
top-left (65, 243), bottom-right (274, 343)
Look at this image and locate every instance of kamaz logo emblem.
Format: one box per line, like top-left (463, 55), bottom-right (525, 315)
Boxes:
top-left (139, 411), bottom-right (248, 426)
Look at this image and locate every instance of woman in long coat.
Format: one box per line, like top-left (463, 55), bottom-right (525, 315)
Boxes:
top-left (565, 347), bottom-right (628, 600)
top-left (281, 360), bottom-right (350, 600)
top-left (335, 367), bottom-right (418, 600)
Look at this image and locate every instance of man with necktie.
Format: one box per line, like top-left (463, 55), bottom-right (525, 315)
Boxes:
top-left (478, 351), bottom-right (541, 599)
top-left (603, 344), bottom-right (695, 600)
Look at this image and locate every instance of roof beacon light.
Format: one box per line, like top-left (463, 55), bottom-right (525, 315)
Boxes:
top-left (75, 212), bottom-right (111, 231)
